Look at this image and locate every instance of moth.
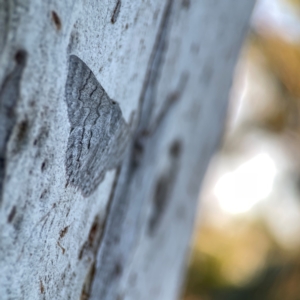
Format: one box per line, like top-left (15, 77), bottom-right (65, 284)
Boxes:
top-left (65, 55), bottom-right (129, 197)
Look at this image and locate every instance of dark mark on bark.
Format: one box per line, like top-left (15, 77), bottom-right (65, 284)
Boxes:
top-left (59, 225), bottom-right (69, 239)
top-left (148, 175), bottom-right (170, 235)
top-left (51, 11), bottom-right (62, 30)
top-left (112, 261), bottom-right (123, 278)
top-left (7, 205), bottom-right (16, 223)
top-left (66, 208), bottom-right (70, 218)
top-left (41, 159), bottom-right (47, 172)
top-left (78, 242), bottom-right (87, 260)
top-left (14, 50), bottom-right (27, 64)
top-left (40, 279), bottom-right (45, 294)
top-left (169, 139), bottom-right (182, 158)
top-left (148, 139), bottom-right (182, 236)
top-left (80, 262), bottom-right (96, 300)
top-left (88, 218), bottom-right (100, 244)
top-left (29, 100), bottom-right (36, 107)
top-left (78, 215), bottom-right (102, 260)
top-left (16, 119), bottom-right (29, 142)
top-left (57, 241), bottom-right (65, 254)
top-left (11, 118), bottom-right (30, 155)
top-left (111, 0), bottom-right (121, 24)
top-left (132, 131), bottom-right (148, 167)
top-left (78, 214), bottom-right (104, 261)
top-left (182, 0), bottom-right (190, 9)
top-left (40, 189), bottom-right (48, 200)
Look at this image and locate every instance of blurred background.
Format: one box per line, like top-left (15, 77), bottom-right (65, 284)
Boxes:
top-left (182, 0), bottom-right (300, 299)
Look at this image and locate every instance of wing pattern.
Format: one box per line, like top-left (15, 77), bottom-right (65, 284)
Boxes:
top-left (65, 55), bottom-right (129, 196)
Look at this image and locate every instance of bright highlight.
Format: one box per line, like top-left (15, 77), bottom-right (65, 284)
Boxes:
top-left (214, 153), bottom-right (276, 214)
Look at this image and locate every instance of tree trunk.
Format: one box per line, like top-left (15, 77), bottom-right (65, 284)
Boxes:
top-left (0, 1), bottom-right (254, 299)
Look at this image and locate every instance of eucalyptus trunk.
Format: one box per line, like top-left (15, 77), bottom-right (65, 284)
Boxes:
top-left (0, 1), bottom-right (255, 299)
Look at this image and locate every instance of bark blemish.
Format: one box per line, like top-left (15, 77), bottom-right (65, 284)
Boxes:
top-left (29, 100), bottom-right (36, 107)
top-left (16, 119), bottom-right (29, 143)
top-left (169, 139), bottom-right (182, 157)
top-left (59, 225), bottom-right (69, 239)
top-left (51, 11), bottom-right (62, 30)
top-left (41, 159), bottom-right (47, 172)
top-left (182, 0), bottom-right (190, 9)
top-left (78, 242), bottom-right (86, 260)
top-left (111, 0), bottom-right (121, 24)
top-left (7, 205), bottom-right (16, 223)
top-left (57, 241), bottom-right (65, 254)
top-left (40, 279), bottom-right (45, 294)
top-left (148, 139), bottom-right (182, 236)
top-left (148, 174), bottom-right (170, 235)
top-left (88, 218), bottom-right (99, 244)
top-left (80, 262), bottom-right (96, 300)
top-left (78, 215), bottom-right (103, 260)
top-left (132, 135), bottom-right (145, 167)
top-left (14, 50), bottom-right (27, 65)
top-left (66, 208), bottom-right (70, 218)
top-left (112, 261), bottom-right (123, 278)
top-left (40, 189), bottom-right (48, 200)
top-left (12, 118), bottom-right (30, 154)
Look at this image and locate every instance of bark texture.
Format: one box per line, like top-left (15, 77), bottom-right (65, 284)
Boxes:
top-left (0, 1), bottom-right (254, 299)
